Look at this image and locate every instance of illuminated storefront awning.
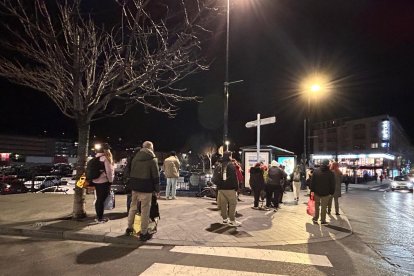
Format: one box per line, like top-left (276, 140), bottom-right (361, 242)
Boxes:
top-left (311, 153), bottom-right (395, 161)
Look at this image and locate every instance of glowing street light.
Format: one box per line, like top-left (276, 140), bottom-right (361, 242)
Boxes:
top-left (225, 140), bottom-right (230, 151)
top-left (301, 73), bottom-right (331, 165)
top-left (94, 143), bottom-right (102, 151)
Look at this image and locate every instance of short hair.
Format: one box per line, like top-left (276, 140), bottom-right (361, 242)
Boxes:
top-left (170, 151), bottom-right (176, 156)
top-left (142, 141), bottom-right (154, 150)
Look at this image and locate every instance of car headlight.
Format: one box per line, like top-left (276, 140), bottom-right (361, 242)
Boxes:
top-left (408, 183), bottom-right (413, 188)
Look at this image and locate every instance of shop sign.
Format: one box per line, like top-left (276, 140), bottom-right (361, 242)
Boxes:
top-left (382, 120), bottom-right (390, 141)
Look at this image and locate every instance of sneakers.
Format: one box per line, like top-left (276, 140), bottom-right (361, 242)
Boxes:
top-left (229, 220), bottom-right (242, 227)
top-left (321, 221), bottom-right (328, 225)
top-left (335, 213), bottom-right (340, 215)
top-left (125, 228), bottom-right (134, 236)
top-left (222, 218), bottom-right (230, 224)
top-left (139, 232), bottom-right (153, 241)
top-left (172, 196), bottom-right (177, 200)
top-left (252, 206), bottom-right (259, 210)
top-left (312, 218), bottom-right (318, 224)
top-left (95, 217), bottom-right (109, 223)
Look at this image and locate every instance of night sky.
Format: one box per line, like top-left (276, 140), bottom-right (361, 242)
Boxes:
top-left (1, 0), bottom-right (414, 155)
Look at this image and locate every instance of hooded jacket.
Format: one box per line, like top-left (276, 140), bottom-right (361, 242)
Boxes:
top-left (249, 166), bottom-right (264, 190)
top-left (310, 164), bottom-right (335, 196)
top-left (129, 148), bottom-right (160, 193)
top-left (163, 156), bottom-right (180, 178)
top-left (267, 166), bottom-right (287, 187)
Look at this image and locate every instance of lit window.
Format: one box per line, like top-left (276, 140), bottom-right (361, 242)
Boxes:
top-left (381, 142), bottom-right (389, 148)
top-left (371, 143), bottom-right (378, 149)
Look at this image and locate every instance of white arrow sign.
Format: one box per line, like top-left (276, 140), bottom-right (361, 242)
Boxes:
top-left (245, 116), bottom-right (276, 128)
top-left (245, 114), bottom-right (277, 163)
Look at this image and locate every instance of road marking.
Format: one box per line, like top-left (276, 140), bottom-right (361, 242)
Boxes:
top-left (140, 263), bottom-right (285, 275)
top-left (170, 246), bottom-right (332, 267)
top-left (139, 245), bottom-right (163, 250)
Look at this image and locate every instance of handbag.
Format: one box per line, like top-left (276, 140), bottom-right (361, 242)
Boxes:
top-left (306, 194), bottom-right (315, 217)
top-left (104, 190), bottom-right (115, 210)
top-left (133, 214), bottom-right (141, 234)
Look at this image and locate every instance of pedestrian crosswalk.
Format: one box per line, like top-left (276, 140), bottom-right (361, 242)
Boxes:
top-left (139, 246), bottom-right (333, 275)
top-left (369, 185), bottom-right (389, 192)
top-left (140, 263), bottom-right (285, 276)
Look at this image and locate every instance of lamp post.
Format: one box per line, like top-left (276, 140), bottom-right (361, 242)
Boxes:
top-left (225, 140), bottom-right (230, 152)
top-left (223, 0), bottom-right (230, 148)
top-left (223, 0), bottom-right (243, 149)
top-left (302, 73), bottom-right (329, 166)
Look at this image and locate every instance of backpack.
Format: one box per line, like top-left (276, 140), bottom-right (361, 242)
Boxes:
top-left (86, 157), bottom-right (105, 181)
top-left (211, 163), bottom-right (224, 185)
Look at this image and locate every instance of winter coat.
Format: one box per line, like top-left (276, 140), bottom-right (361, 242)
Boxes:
top-left (249, 167), bottom-right (265, 191)
top-left (332, 171), bottom-right (343, 197)
top-left (129, 148), bottom-right (160, 193)
top-left (310, 165), bottom-right (335, 196)
top-left (92, 153), bottom-right (115, 184)
top-left (163, 156), bottom-right (180, 178)
top-left (214, 161), bottom-right (238, 190)
top-left (267, 166), bottom-right (287, 187)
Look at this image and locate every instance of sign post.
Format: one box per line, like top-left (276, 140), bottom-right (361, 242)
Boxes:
top-left (245, 114), bottom-right (276, 163)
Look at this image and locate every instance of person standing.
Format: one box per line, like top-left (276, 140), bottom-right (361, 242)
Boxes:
top-left (163, 151), bottom-right (180, 200)
top-left (249, 163), bottom-right (265, 209)
top-left (233, 159), bottom-right (244, 201)
top-left (310, 159), bottom-right (335, 225)
top-left (92, 143), bottom-right (115, 223)
top-left (327, 162), bottom-right (343, 215)
top-left (213, 151), bottom-right (241, 226)
top-left (291, 165), bottom-right (302, 203)
top-left (125, 141), bottom-right (160, 241)
top-left (265, 160), bottom-right (287, 210)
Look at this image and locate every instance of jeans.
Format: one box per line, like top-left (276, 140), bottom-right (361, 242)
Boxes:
top-left (292, 181), bottom-right (301, 199)
top-left (127, 191), bottom-right (152, 234)
top-left (313, 194), bottom-right (331, 222)
top-left (218, 190), bottom-right (237, 221)
top-left (165, 178), bottom-right (178, 198)
top-left (94, 182), bottom-right (111, 220)
top-left (328, 195), bottom-right (339, 213)
top-left (265, 185), bottom-right (281, 208)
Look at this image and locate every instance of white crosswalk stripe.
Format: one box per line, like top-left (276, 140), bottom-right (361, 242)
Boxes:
top-left (170, 246), bottom-right (333, 267)
top-left (140, 263), bottom-right (286, 276)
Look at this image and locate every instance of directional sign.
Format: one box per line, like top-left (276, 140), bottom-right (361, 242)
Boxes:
top-left (245, 116), bottom-right (276, 128)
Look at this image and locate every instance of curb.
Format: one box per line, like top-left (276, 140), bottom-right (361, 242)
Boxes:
top-left (0, 225), bottom-right (353, 247)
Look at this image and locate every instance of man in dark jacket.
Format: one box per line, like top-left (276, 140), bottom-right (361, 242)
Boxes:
top-left (266, 160), bottom-right (287, 210)
top-left (310, 159), bottom-right (335, 225)
top-left (213, 151), bottom-right (240, 227)
top-left (125, 141), bottom-right (160, 241)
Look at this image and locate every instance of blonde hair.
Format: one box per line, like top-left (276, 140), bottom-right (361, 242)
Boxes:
top-left (103, 149), bottom-right (114, 165)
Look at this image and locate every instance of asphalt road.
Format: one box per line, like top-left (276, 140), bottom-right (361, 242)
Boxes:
top-left (0, 185), bottom-right (412, 276)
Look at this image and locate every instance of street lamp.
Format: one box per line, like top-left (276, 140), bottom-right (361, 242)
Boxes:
top-left (301, 73), bottom-right (330, 165)
top-left (225, 140), bottom-right (230, 151)
top-left (223, 0), bottom-right (243, 148)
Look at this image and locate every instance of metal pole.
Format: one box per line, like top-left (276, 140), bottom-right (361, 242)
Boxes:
top-left (257, 113), bottom-right (260, 163)
top-left (303, 118), bottom-right (307, 165)
top-left (307, 97), bottom-right (311, 165)
top-left (223, 0), bottom-right (230, 148)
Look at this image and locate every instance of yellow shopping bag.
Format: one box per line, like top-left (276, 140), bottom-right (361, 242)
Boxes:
top-left (133, 214), bottom-right (141, 235)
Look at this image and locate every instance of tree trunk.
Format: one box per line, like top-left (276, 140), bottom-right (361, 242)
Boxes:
top-left (72, 120), bottom-right (90, 219)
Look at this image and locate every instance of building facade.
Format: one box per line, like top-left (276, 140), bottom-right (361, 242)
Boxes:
top-left (0, 134), bottom-right (77, 164)
top-left (311, 115), bottom-right (414, 180)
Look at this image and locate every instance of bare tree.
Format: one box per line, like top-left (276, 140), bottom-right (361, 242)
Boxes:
top-left (0, 0), bottom-right (218, 218)
top-left (201, 142), bottom-right (216, 173)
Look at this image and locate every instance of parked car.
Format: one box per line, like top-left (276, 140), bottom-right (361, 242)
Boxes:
top-left (51, 163), bottom-right (73, 177)
top-left (36, 186), bottom-right (74, 194)
top-left (1, 182), bottom-right (29, 195)
top-left (390, 175), bottom-right (413, 192)
top-left (111, 171), bottom-right (126, 194)
top-left (60, 176), bottom-right (76, 186)
top-left (24, 176), bottom-right (61, 190)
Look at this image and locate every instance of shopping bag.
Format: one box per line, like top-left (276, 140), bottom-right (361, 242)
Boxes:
top-left (104, 190), bottom-right (115, 210)
top-left (133, 214), bottom-right (141, 235)
top-left (306, 195), bottom-right (315, 217)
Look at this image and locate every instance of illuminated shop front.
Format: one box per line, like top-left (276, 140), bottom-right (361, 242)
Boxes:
top-left (311, 153), bottom-right (398, 181)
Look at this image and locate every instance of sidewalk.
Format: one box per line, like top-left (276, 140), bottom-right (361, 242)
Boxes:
top-left (0, 190), bottom-right (352, 247)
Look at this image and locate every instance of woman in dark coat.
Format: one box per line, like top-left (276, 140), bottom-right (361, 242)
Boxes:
top-left (249, 163), bottom-right (265, 209)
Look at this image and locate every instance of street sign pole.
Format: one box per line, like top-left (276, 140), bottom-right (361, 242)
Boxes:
top-left (257, 113), bottom-right (260, 163)
top-left (245, 114), bottom-right (276, 164)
